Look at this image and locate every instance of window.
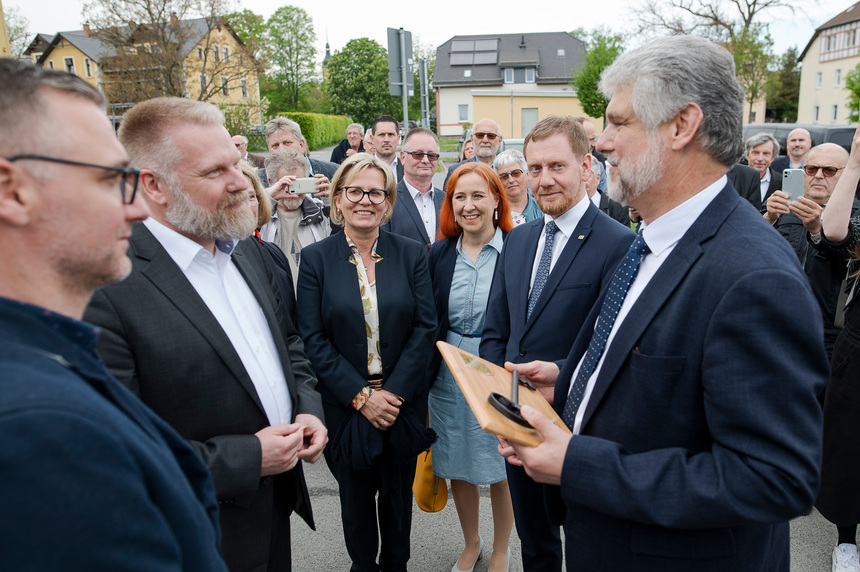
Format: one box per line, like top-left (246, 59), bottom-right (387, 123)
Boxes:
top-left (199, 72), bottom-right (206, 93)
top-left (749, 110), bottom-right (757, 123)
top-left (825, 36), bottom-right (832, 51)
top-left (816, 72), bottom-right (822, 89)
top-left (48, 61), bottom-right (54, 69)
top-left (213, 46), bottom-right (219, 62)
top-left (814, 106), bottom-right (820, 122)
top-left (197, 47), bottom-right (203, 59)
top-left (851, 30), bottom-right (858, 46)
top-left (504, 68), bottom-right (514, 83)
top-left (525, 68), bottom-right (535, 83)
top-left (239, 54), bottom-right (244, 65)
top-left (240, 79), bottom-right (247, 98)
top-left (833, 105), bottom-right (839, 121)
top-left (835, 69), bottom-right (842, 86)
top-left (463, 69), bottom-right (472, 78)
top-left (221, 77), bottom-right (229, 96)
top-left (84, 58), bottom-right (92, 77)
top-left (458, 104), bottom-right (469, 122)
top-left (223, 47), bottom-right (229, 61)
top-left (64, 57), bottom-right (75, 75)
top-left (557, 48), bottom-right (566, 57)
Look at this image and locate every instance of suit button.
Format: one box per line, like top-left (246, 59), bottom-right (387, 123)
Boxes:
top-left (262, 477), bottom-right (273, 485)
top-left (519, 348), bottom-right (526, 356)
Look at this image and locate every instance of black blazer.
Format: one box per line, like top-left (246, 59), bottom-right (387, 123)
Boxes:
top-left (761, 167), bottom-right (783, 211)
top-left (597, 191), bottom-right (631, 226)
top-left (297, 229), bottom-right (437, 426)
top-left (381, 179), bottom-right (445, 252)
top-left (84, 224), bottom-right (324, 571)
top-left (727, 163), bottom-right (762, 211)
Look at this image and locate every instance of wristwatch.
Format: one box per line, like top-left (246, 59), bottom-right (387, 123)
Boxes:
top-left (810, 232), bottom-right (822, 244)
top-left (351, 386), bottom-right (374, 410)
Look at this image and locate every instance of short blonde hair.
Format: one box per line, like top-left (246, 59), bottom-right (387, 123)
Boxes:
top-left (329, 153), bottom-right (397, 226)
top-left (238, 160), bottom-right (271, 228)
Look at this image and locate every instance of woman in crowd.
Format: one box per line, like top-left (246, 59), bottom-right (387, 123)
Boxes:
top-left (461, 140), bottom-right (475, 162)
top-left (428, 162), bottom-right (515, 572)
top-left (239, 160), bottom-right (297, 322)
top-left (815, 126), bottom-right (860, 572)
top-left (297, 154), bottom-right (436, 572)
top-left (492, 149), bottom-right (542, 226)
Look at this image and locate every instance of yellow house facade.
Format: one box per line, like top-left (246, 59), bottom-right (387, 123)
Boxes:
top-left (33, 18), bottom-right (261, 119)
top-left (0, 0), bottom-right (12, 58)
top-left (798, 2), bottom-right (860, 124)
top-left (472, 89), bottom-right (597, 138)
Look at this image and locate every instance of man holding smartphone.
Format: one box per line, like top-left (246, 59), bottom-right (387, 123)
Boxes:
top-left (765, 143), bottom-right (857, 356)
top-left (260, 149), bottom-right (332, 281)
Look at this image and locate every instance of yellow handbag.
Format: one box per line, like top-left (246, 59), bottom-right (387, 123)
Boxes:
top-left (413, 448), bottom-right (448, 512)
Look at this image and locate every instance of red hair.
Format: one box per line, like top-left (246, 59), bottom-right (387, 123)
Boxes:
top-left (439, 162), bottom-right (514, 239)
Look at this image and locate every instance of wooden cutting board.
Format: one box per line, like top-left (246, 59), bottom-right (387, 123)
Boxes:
top-left (436, 341), bottom-right (571, 447)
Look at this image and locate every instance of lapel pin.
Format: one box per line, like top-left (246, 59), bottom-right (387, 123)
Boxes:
top-left (578, 235), bottom-right (585, 240)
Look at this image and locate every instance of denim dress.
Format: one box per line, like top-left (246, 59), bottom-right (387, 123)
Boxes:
top-left (428, 228), bottom-right (506, 484)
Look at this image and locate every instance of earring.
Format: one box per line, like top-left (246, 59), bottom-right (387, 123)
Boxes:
top-left (494, 208), bottom-right (498, 221)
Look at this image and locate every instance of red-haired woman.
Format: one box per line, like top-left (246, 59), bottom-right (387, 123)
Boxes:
top-left (428, 162), bottom-right (515, 572)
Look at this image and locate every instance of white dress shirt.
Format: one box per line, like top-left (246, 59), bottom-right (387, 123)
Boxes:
top-left (404, 178), bottom-right (437, 244)
top-left (143, 217), bottom-right (293, 426)
top-left (567, 176), bottom-right (726, 434)
top-left (759, 169), bottom-right (771, 203)
top-left (528, 193), bottom-right (591, 292)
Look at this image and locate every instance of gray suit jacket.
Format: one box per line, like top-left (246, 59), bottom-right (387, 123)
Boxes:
top-left (381, 179), bottom-right (445, 252)
top-left (84, 223), bottom-right (324, 572)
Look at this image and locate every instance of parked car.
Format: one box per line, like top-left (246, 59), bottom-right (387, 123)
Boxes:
top-left (742, 123), bottom-right (855, 155)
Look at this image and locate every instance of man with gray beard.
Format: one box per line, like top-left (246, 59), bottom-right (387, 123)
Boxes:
top-left (84, 97), bottom-right (327, 572)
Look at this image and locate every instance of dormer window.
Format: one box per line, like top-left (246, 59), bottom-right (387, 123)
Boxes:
top-left (504, 68), bottom-right (513, 83)
top-left (525, 68), bottom-right (535, 83)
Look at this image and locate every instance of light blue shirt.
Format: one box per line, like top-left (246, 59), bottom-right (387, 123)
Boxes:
top-left (449, 227), bottom-right (504, 335)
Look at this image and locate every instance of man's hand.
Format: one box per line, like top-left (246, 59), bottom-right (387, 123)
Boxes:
top-left (295, 413), bottom-right (328, 463)
top-left (497, 435), bottom-right (523, 467)
top-left (764, 190), bottom-right (790, 224)
top-left (256, 423), bottom-right (304, 476)
top-left (269, 175), bottom-right (297, 202)
top-left (359, 388), bottom-right (402, 430)
top-left (790, 195), bottom-right (823, 234)
top-left (508, 406), bottom-right (571, 486)
top-left (345, 148), bottom-right (357, 158)
top-left (313, 174), bottom-right (331, 200)
top-left (505, 360), bottom-right (559, 404)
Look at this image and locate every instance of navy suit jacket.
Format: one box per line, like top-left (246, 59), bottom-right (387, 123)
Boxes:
top-left (381, 179), bottom-right (445, 252)
top-left (296, 229), bottom-right (437, 427)
top-left (480, 201), bottom-right (634, 368)
top-left (550, 185), bottom-right (828, 571)
top-left (761, 167), bottom-right (783, 211)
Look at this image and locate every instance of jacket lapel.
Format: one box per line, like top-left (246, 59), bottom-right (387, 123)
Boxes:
top-left (397, 181), bottom-right (430, 244)
top-left (516, 221), bottom-right (543, 325)
top-left (132, 225), bottom-right (267, 415)
top-left (524, 206), bottom-right (597, 333)
top-left (578, 186), bottom-right (736, 430)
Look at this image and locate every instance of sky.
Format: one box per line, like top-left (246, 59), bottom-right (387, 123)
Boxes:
top-left (10, 0), bottom-right (858, 64)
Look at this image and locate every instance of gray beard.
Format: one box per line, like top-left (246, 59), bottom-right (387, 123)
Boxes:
top-left (165, 179), bottom-right (256, 241)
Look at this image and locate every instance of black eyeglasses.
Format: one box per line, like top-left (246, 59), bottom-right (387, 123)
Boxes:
top-left (343, 186), bottom-right (389, 204)
top-left (404, 151), bottom-right (440, 162)
top-left (474, 132), bottom-right (499, 141)
top-left (803, 165), bottom-right (843, 178)
top-left (498, 169), bottom-right (524, 181)
top-left (7, 154), bottom-right (141, 204)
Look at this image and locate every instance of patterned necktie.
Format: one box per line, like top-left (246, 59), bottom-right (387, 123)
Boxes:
top-left (527, 221), bottom-right (558, 320)
top-left (562, 232), bottom-right (651, 428)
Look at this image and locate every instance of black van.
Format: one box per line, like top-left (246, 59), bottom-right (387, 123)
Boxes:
top-left (742, 123), bottom-right (855, 155)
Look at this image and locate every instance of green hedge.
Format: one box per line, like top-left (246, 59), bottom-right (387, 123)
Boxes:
top-left (284, 112), bottom-right (352, 151)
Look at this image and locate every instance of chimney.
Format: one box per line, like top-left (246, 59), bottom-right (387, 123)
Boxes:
top-left (519, 35), bottom-right (526, 49)
top-left (83, 22), bottom-right (91, 36)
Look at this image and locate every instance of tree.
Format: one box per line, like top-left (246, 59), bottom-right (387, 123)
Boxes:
top-left (324, 38), bottom-right (400, 127)
top-left (767, 47), bottom-right (800, 122)
top-left (731, 25), bottom-right (775, 123)
top-left (571, 30), bottom-right (624, 120)
top-left (225, 8), bottom-right (265, 68)
top-left (83, 0), bottom-right (251, 105)
top-left (264, 5), bottom-right (316, 110)
top-left (4, 6), bottom-right (30, 59)
top-left (845, 64), bottom-right (860, 123)
top-left (633, 0), bottom-right (796, 43)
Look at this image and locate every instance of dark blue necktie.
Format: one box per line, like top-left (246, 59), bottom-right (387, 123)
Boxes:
top-left (562, 233), bottom-right (651, 428)
top-left (527, 221), bottom-right (558, 320)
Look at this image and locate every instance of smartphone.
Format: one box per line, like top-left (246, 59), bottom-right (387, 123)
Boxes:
top-left (289, 177), bottom-right (318, 195)
top-left (782, 169), bottom-right (804, 201)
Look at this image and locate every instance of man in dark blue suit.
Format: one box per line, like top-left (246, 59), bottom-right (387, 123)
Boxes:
top-left (500, 35), bottom-right (828, 572)
top-left (480, 115), bottom-right (634, 572)
top-left (381, 127), bottom-right (445, 252)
